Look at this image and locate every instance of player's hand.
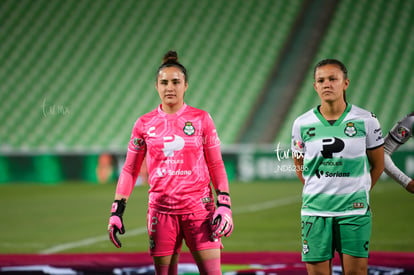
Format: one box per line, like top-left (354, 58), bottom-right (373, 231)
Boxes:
top-left (211, 191), bottom-right (233, 239)
top-left (108, 215), bottom-right (125, 248)
top-left (406, 180), bottom-right (414, 194)
top-left (108, 199), bottom-right (126, 248)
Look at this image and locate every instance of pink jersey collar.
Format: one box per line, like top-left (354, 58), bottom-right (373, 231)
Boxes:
top-left (157, 103), bottom-right (188, 117)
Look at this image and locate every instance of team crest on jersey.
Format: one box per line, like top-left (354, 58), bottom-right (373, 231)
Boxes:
top-left (183, 121), bottom-right (195, 136)
top-left (344, 122), bottom-right (357, 137)
top-left (397, 126), bottom-right (409, 138)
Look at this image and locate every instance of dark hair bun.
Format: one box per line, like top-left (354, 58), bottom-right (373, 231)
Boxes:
top-left (162, 50), bottom-right (179, 64)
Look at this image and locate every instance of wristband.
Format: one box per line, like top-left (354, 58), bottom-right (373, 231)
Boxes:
top-left (216, 190), bottom-right (231, 208)
top-left (111, 198), bottom-right (126, 216)
top-left (108, 198), bottom-right (127, 248)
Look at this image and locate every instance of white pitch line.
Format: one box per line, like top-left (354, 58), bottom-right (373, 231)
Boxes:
top-left (39, 227), bottom-right (148, 254)
top-left (233, 195), bottom-right (300, 214)
top-left (39, 195), bottom-right (300, 254)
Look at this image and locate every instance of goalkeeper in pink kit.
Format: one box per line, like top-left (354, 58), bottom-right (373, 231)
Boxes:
top-left (107, 50), bottom-right (233, 275)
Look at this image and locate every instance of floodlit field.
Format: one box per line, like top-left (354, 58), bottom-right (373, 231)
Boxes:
top-left (0, 180), bottom-right (412, 254)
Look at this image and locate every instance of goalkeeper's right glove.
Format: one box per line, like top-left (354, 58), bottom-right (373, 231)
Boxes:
top-left (108, 198), bottom-right (126, 248)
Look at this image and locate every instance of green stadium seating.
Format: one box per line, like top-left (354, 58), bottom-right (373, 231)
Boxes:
top-left (1, 0), bottom-right (301, 151)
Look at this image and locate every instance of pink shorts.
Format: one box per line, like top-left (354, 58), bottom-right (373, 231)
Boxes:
top-left (147, 205), bottom-right (223, 257)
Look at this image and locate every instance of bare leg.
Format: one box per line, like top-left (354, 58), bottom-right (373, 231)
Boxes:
top-left (153, 254), bottom-right (180, 275)
top-left (305, 259), bottom-right (332, 275)
top-left (339, 253), bottom-right (368, 275)
top-left (192, 248), bottom-right (222, 275)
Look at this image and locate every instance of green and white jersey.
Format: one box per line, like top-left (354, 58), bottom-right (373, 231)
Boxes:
top-left (291, 104), bottom-right (384, 217)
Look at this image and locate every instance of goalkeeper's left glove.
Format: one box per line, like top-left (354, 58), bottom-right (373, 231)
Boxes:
top-left (211, 191), bottom-right (233, 239)
top-left (108, 199), bottom-right (126, 248)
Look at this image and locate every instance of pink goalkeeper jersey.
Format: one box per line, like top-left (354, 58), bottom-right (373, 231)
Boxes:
top-left (118, 103), bottom-right (228, 214)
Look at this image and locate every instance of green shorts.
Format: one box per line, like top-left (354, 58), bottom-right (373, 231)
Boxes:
top-left (301, 210), bottom-right (372, 262)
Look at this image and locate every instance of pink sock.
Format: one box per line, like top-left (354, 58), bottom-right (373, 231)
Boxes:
top-left (154, 264), bottom-right (177, 275)
top-left (196, 258), bottom-right (222, 275)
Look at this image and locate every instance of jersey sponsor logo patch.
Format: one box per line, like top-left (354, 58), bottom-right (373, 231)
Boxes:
top-left (321, 137), bottom-right (345, 158)
top-left (162, 159), bottom-right (183, 164)
top-left (147, 126), bottom-right (156, 137)
top-left (363, 241), bottom-right (369, 251)
top-left (316, 169), bottom-right (350, 178)
top-left (156, 168), bottom-right (167, 177)
top-left (306, 127), bottom-right (316, 137)
top-left (397, 126), bottom-right (409, 139)
top-left (156, 168), bottom-right (192, 177)
top-left (183, 121), bottom-right (195, 136)
top-left (321, 160), bottom-right (343, 166)
top-left (168, 169), bottom-right (192, 176)
top-left (293, 140), bottom-right (304, 150)
top-left (353, 202), bottom-right (365, 209)
top-left (163, 135), bottom-right (185, 157)
top-left (133, 137), bottom-right (145, 149)
top-left (201, 197), bottom-right (212, 203)
top-left (344, 122), bottom-right (357, 137)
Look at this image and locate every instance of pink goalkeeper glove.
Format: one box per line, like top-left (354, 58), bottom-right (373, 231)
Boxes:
top-left (211, 191), bottom-right (233, 239)
top-left (108, 199), bottom-right (126, 248)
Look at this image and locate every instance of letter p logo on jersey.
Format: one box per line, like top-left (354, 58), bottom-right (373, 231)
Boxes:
top-left (163, 135), bottom-right (185, 157)
top-left (321, 137), bottom-right (345, 158)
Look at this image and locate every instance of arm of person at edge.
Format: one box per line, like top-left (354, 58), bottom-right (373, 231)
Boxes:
top-left (383, 112), bottom-right (414, 193)
top-left (293, 156), bottom-right (305, 185)
top-left (366, 145), bottom-right (385, 190)
top-left (384, 136), bottom-right (414, 194)
top-left (385, 151), bottom-right (414, 193)
top-left (405, 179), bottom-right (414, 193)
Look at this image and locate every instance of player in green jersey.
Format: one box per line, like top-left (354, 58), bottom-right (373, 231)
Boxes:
top-left (292, 59), bottom-right (384, 275)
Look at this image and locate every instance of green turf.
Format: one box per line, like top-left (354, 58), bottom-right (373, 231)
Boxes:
top-left (0, 180), bottom-right (412, 254)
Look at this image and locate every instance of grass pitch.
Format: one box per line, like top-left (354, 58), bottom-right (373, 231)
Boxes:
top-left (0, 180), bottom-right (412, 254)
